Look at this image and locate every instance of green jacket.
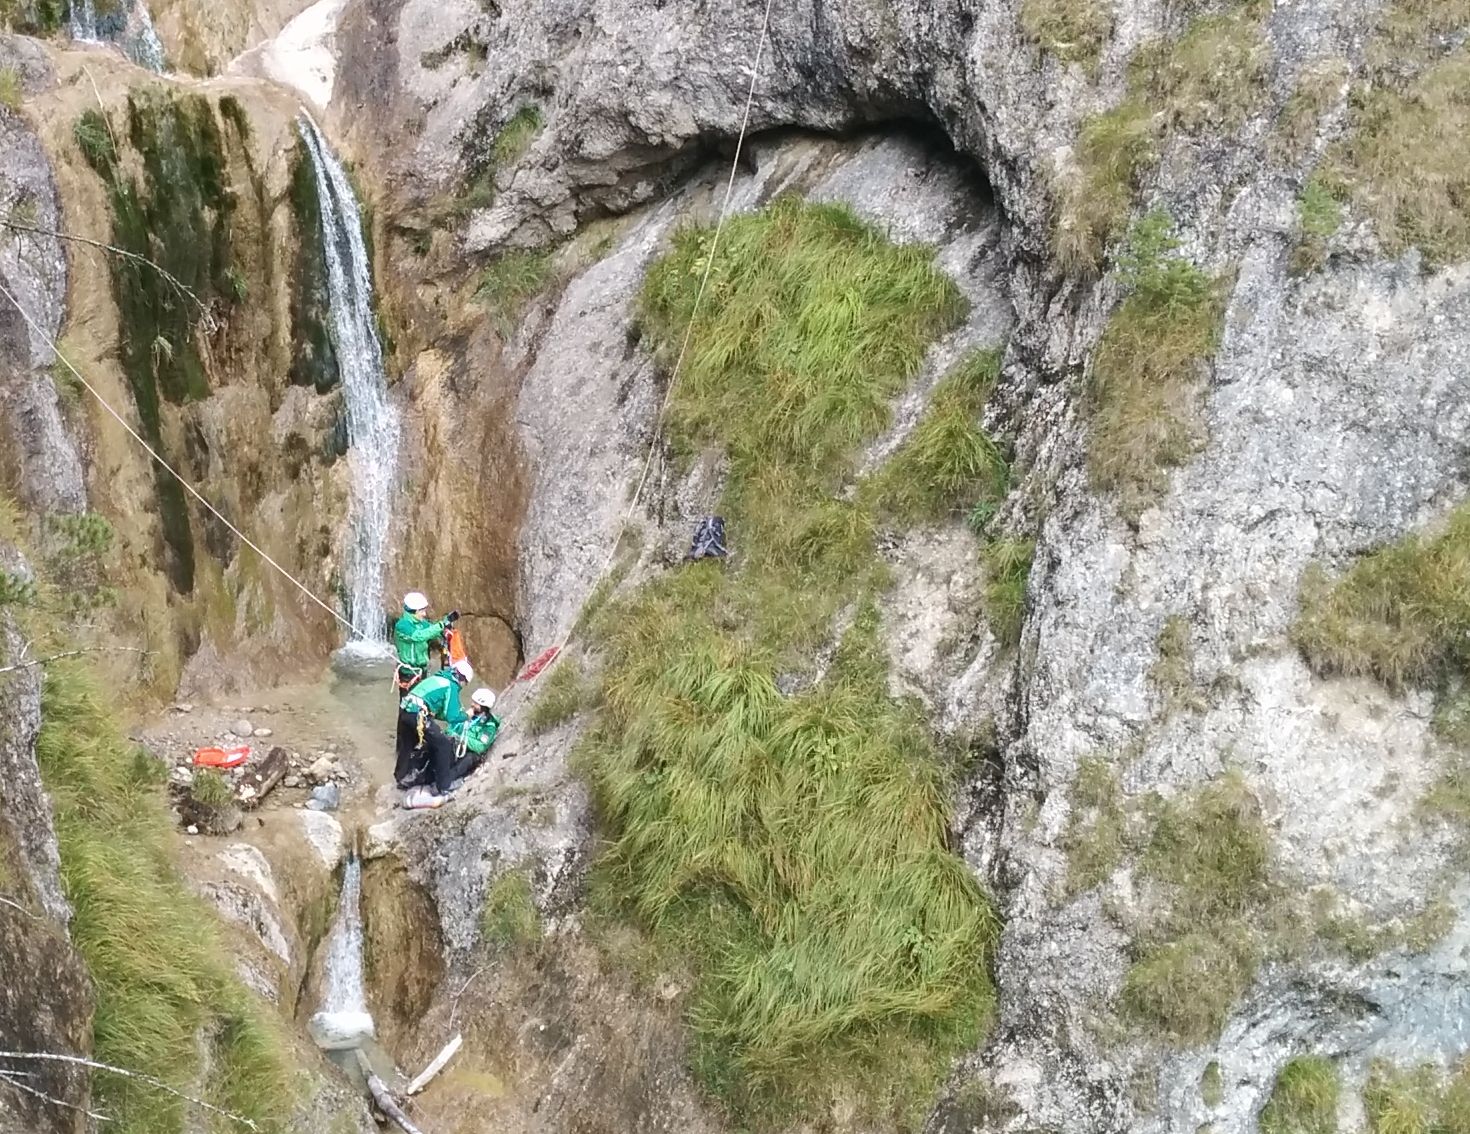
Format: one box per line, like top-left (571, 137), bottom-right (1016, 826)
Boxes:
top-left (401, 672), bottom-right (468, 725)
top-left (447, 713), bottom-right (501, 755)
top-left (393, 612), bottom-right (447, 671)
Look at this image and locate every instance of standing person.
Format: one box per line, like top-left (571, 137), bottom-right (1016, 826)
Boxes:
top-left (393, 592), bottom-right (458, 693)
top-left (444, 688), bottom-right (501, 787)
top-left (395, 658), bottom-right (474, 808)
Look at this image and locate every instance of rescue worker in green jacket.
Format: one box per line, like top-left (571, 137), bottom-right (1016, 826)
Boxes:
top-left (395, 658), bottom-right (474, 803)
top-left (393, 591), bottom-right (458, 692)
top-left (445, 688), bottom-right (501, 785)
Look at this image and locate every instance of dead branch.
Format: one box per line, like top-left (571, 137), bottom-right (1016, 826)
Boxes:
top-left (355, 1050), bottom-right (425, 1134)
top-left (405, 1034), bottom-right (461, 1096)
top-left (0, 646), bottom-right (150, 675)
top-left (0, 895), bottom-right (39, 920)
top-left (0, 1051), bottom-right (258, 1130)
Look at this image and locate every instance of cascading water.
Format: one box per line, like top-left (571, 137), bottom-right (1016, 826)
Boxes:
top-left (309, 856), bottom-right (376, 1051)
top-left (297, 117), bottom-right (400, 658)
top-left (69, 0), bottom-right (166, 72)
top-left (67, 0), bottom-right (97, 41)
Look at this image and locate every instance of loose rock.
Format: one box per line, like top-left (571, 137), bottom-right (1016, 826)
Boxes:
top-left (253, 727), bottom-right (273, 739)
top-left (231, 719), bottom-right (254, 738)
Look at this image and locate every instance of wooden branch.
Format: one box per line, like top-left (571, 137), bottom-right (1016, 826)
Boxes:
top-left (0, 1051), bottom-right (258, 1129)
top-left (405, 1034), bottom-right (461, 1096)
top-left (354, 1050), bottom-right (424, 1134)
top-left (237, 747), bottom-right (288, 809)
top-left (0, 646), bottom-right (150, 675)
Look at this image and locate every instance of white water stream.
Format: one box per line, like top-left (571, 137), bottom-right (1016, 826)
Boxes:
top-left (308, 856), bottom-right (376, 1051)
top-left (69, 0), bottom-right (165, 72)
top-left (297, 117), bottom-right (400, 653)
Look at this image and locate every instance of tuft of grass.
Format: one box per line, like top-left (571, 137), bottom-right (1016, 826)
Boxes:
top-left (1150, 614), bottom-right (1204, 713)
top-left (0, 65), bottom-right (21, 113)
top-left (476, 249), bottom-right (555, 336)
top-left (1291, 177), bottom-right (1344, 275)
top-left (1061, 756), bottom-right (1127, 894)
top-left (1019, 0), bottom-right (1111, 70)
top-left (1122, 772), bottom-right (1272, 1044)
top-left (983, 538), bottom-right (1034, 649)
top-left (1088, 210), bottom-right (1223, 519)
top-left (35, 663), bottom-right (293, 1133)
top-left (1132, 12), bottom-right (1270, 134)
top-left (1054, 98), bottom-right (1155, 276)
top-left (525, 658), bottom-right (591, 735)
top-left (580, 197), bottom-right (992, 1125)
top-left (1274, 61), bottom-right (1349, 160)
top-left (481, 870), bottom-right (540, 950)
top-left (1261, 1056), bottom-right (1340, 1134)
top-left (1364, 1063), bottom-right (1440, 1134)
top-left (1293, 503), bottom-right (1470, 690)
top-left (491, 105), bottom-right (544, 168)
top-left (189, 768), bottom-right (233, 808)
top-left (866, 348), bottom-right (1008, 523)
top-left (1323, 49), bottom-right (1470, 268)
top-left (1201, 1060), bottom-right (1224, 1108)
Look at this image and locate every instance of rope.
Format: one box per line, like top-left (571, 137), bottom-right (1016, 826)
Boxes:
top-left (0, 275), bottom-right (364, 639)
top-left (507, 0), bottom-right (778, 716)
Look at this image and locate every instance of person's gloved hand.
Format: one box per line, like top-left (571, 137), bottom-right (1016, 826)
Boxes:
top-left (446, 610), bottom-right (460, 624)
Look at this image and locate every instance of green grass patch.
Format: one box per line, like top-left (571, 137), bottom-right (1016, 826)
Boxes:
top-left (1274, 60), bottom-right (1349, 159)
top-left (1293, 502), bottom-right (1470, 690)
top-left (1260, 1056), bottom-right (1340, 1134)
top-left (189, 768), bottom-right (232, 807)
top-left (1363, 1061), bottom-right (1467, 1133)
top-left (983, 538), bottom-right (1033, 649)
top-left (1088, 210), bottom-right (1224, 519)
top-left (481, 870), bottom-right (540, 949)
top-left (1201, 1060), bottom-right (1224, 1108)
top-left (525, 657), bottom-right (591, 735)
top-left (1122, 772), bottom-right (1272, 1045)
top-left (0, 65), bottom-right (20, 113)
top-left (1055, 9), bottom-right (1268, 273)
top-left (1291, 177), bottom-right (1344, 275)
top-left (36, 663), bottom-right (293, 1133)
top-left (1150, 613), bottom-right (1204, 713)
top-left (492, 105), bottom-right (544, 168)
top-left (1061, 756), bottom-right (1127, 895)
top-left (1019, 0), bottom-right (1110, 70)
top-left (476, 248), bottom-right (556, 336)
top-left (580, 197), bottom-right (993, 1126)
top-left (866, 348), bottom-right (1008, 523)
top-left (0, 0), bottom-right (66, 34)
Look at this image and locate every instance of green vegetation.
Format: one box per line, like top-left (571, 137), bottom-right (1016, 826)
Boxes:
top-left (1150, 614), bottom-right (1203, 712)
top-left (1061, 756), bottom-right (1127, 894)
top-left (0, 0), bottom-right (65, 34)
top-left (1292, 177), bottom-right (1343, 274)
top-left (983, 538), bottom-right (1034, 649)
top-left (1088, 211), bottom-right (1223, 518)
top-left (1260, 1057), bottom-right (1340, 1134)
top-left (1019, 0), bottom-right (1110, 69)
top-left (1056, 9), bottom-right (1268, 272)
top-left (582, 197), bottom-right (993, 1125)
top-left (287, 140), bottom-right (339, 392)
top-left (492, 105), bottom-right (544, 168)
top-left (481, 870), bottom-right (541, 949)
top-left (0, 65), bottom-right (20, 113)
top-left (36, 664), bottom-right (292, 1133)
top-left (189, 768), bottom-right (233, 808)
top-left (524, 658), bottom-right (592, 735)
top-left (75, 91), bottom-right (244, 594)
top-left (1273, 60), bottom-right (1349, 159)
top-left (1201, 1060), bottom-right (1224, 1108)
top-left (1122, 771), bottom-right (1272, 1044)
top-left (867, 349), bottom-right (1008, 523)
top-left (1293, 502), bottom-right (1470, 690)
top-left (1363, 1059), bottom-right (1470, 1133)
top-left (476, 249), bottom-right (556, 336)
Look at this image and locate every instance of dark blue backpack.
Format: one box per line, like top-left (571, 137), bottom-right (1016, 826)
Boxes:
top-left (687, 516), bottom-right (729, 560)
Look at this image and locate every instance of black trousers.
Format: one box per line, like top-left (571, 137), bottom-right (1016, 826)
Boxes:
top-left (395, 709), bottom-right (482, 793)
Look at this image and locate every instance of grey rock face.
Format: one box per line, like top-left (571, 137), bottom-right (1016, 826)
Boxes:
top-left (0, 77), bottom-right (86, 515)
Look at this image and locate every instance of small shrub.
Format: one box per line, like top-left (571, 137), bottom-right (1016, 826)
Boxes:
top-left (867, 348), bottom-right (1008, 522)
top-left (1088, 210), bottom-right (1223, 518)
top-left (0, 65), bottom-right (21, 113)
top-left (476, 249), bottom-right (555, 336)
top-left (482, 870), bottom-right (540, 949)
top-left (1291, 178), bottom-right (1344, 274)
top-left (983, 538), bottom-right (1034, 649)
top-left (525, 659), bottom-right (589, 735)
top-left (73, 108), bottom-right (116, 171)
top-left (1020, 0), bottom-right (1111, 69)
top-left (491, 105), bottom-right (544, 168)
top-left (1260, 1056), bottom-right (1340, 1134)
top-left (1062, 757), bottom-right (1126, 894)
top-left (0, 568), bottom-right (36, 607)
top-left (1292, 503), bottom-right (1470, 690)
top-left (189, 768), bottom-right (233, 808)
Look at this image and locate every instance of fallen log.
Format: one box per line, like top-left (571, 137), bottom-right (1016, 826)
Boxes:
top-left (355, 1050), bottom-right (424, 1134)
top-left (406, 1034), bottom-right (461, 1096)
top-left (237, 747), bottom-right (289, 809)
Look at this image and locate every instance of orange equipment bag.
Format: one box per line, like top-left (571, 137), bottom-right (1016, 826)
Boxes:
top-left (193, 744), bottom-right (251, 769)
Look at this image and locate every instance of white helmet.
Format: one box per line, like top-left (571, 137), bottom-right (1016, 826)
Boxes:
top-left (451, 659), bottom-right (474, 683)
top-left (403, 591), bottom-right (429, 613)
top-left (471, 688), bottom-right (497, 710)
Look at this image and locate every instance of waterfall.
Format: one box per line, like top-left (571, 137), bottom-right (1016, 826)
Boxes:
top-left (69, 0), bottom-right (166, 73)
top-left (68, 0), bottom-right (98, 41)
top-left (297, 116), bottom-right (400, 649)
top-left (308, 856), bottom-right (376, 1051)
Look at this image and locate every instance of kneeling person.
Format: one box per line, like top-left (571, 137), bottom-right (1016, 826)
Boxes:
top-left (395, 658), bottom-right (474, 804)
top-left (444, 688), bottom-right (500, 786)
